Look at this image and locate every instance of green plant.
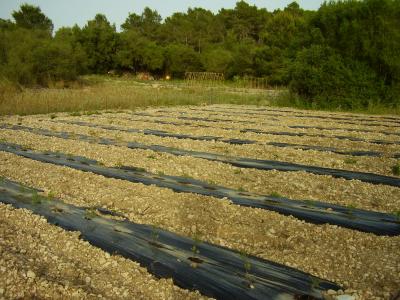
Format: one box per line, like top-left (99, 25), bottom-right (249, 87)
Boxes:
top-left (191, 234), bottom-right (201, 259)
top-left (47, 190), bottom-right (56, 201)
top-left (84, 208), bottom-right (97, 220)
top-left (69, 111), bottom-right (81, 117)
top-left (238, 186), bottom-right (247, 192)
top-left (392, 163), bottom-right (400, 176)
top-left (393, 211), bottom-right (400, 222)
top-left (239, 250), bottom-right (253, 288)
top-left (147, 154), bottom-right (156, 159)
top-left (310, 276), bottom-right (321, 289)
top-left (346, 203), bottom-right (357, 218)
top-left (31, 192), bottom-right (42, 204)
top-left (182, 173), bottom-right (192, 179)
top-left (344, 158), bottom-right (357, 164)
top-left (269, 192), bottom-right (282, 198)
top-left (150, 224), bottom-right (160, 245)
top-left (50, 114), bottom-right (57, 119)
top-left (304, 199), bottom-right (317, 207)
top-left (234, 169), bottom-right (242, 175)
top-left (157, 171), bottom-right (165, 176)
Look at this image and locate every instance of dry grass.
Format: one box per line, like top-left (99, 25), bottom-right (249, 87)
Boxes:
top-left (0, 76), bottom-right (275, 116)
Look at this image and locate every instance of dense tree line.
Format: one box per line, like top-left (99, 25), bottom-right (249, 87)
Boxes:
top-left (0, 1), bottom-right (399, 109)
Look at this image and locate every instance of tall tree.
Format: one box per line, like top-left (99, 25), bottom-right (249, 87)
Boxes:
top-left (121, 7), bottom-right (162, 40)
top-left (78, 14), bottom-right (118, 73)
top-left (12, 4), bottom-right (53, 35)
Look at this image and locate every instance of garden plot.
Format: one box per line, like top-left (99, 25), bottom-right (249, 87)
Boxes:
top-left (7, 116), bottom-right (399, 177)
top-left (1, 105), bottom-right (400, 299)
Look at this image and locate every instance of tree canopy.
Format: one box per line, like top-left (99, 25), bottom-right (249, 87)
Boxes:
top-left (1, 0), bottom-right (399, 109)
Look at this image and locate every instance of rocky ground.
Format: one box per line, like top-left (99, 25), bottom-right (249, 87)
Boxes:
top-left (0, 104), bottom-right (399, 299)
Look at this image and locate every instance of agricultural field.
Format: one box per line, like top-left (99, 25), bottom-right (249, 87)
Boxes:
top-left (0, 104), bottom-right (399, 299)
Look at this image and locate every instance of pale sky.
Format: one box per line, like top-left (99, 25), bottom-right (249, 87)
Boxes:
top-left (0, 0), bottom-right (325, 31)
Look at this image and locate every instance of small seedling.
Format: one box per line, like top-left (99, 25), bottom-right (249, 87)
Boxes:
top-left (191, 234), bottom-right (201, 258)
top-left (188, 226), bottom-right (203, 268)
top-left (269, 192), bottom-right (282, 198)
top-left (310, 276), bottom-right (321, 289)
top-left (234, 169), bottom-right (242, 175)
top-left (392, 163), bottom-right (400, 176)
top-left (147, 154), bottom-right (156, 159)
top-left (346, 204), bottom-right (357, 218)
top-left (31, 192), bottom-right (42, 205)
top-left (239, 250), bottom-right (253, 288)
top-left (304, 199), bottom-right (317, 207)
top-left (84, 208), bottom-right (97, 220)
top-left (393, 211), bottom-right (400, 222)
top-left (150, 225), bottom-right (160, 246)
top-left (69, 112), bottom-right (81, 117)
top-left (238, 186), bottom-right (247, 192)
top-left (344, 158), bottom-right (357, 164)
top-left (151, 225), bottom-right (159, 240)
top-left (157, 171), bottom-right (165, 176)
top-left (50, 114), bottom-right (57, 119)
top-left (47, 191), bottom-right (56, 201)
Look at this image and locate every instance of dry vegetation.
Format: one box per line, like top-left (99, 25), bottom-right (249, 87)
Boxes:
top-left (0, 76), bottom-right (279, 116)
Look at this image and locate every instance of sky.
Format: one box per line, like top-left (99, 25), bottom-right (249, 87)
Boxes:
top-left (0, 0), bottom-right (325, 31)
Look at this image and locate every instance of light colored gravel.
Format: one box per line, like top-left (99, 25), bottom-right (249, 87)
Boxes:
top-left (0, 128), bottom-right (399, 213)
top-left (3, 115), bottom-right (400, 178)
top-left (0, 203), bottom-right (207, 300)
top-left (157, 105), bottom-right (400, 131)
top-left (122, 108), bottom-right (400, 141)
top-left (0, 152), bottom-right (399, 299)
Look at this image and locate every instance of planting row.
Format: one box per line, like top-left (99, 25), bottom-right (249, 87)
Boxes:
top-left (1, 124), bottom-right (399, 213)
top-left (1, 141), bottom-right (398, 235)
top-left (0, 178), bottom-right (341, 299)
top-left (207, 105), bottom-right (400, 124)
top-left (53, 118), bottom-right (400, 177)
top-left (1, 151), bottom-right (398, 299)
top-left (2, 125), bottom-right (400, 189)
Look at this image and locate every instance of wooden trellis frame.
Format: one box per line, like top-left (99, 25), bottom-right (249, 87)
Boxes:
top-left (235, 76), bottom-right (269, 90)
top-left (185, 72), bottom-right (225, 86)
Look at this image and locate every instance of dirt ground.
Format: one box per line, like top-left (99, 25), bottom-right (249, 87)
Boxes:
top-left (0, 105), bottom-right (399, 299)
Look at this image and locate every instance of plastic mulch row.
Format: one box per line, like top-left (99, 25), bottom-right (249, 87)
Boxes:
top-left (0, 140), bottom-right (398, 236)
top-left (0, 178), bottom-right (341, 299)
top-left (49, 121), bottom-right (400, 188)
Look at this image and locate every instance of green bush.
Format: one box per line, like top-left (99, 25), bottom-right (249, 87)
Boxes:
top-left (289, 45), bottom-right (384, 110)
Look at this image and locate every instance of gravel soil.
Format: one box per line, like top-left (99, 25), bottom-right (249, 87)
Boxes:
top-left (0, 203), bottom-right (206, 300)
top-left (0, 128), bottom-right (399, 213)
top-left (0, 105), bottom-right (399, 300)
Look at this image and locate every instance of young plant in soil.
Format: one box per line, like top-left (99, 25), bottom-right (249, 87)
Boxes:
top-left (392, 163), bottom-right (400, 176)
top-left (393, 211), bottom-right (400, 223)
top-left (269, 192), bottom-right (282, 198)
top-left (31, 191), bottom-right (42, 205)
top-left (239, 250), bottom-right (254, 289)
top-left (344, 158), bottom-right (357, 164)
top-left (310, 276), bottom-right (321, 290)
top-left (84, 208), bottom-right (97, 220)
top-left (346, 204), bottom-right (357, 219)
top-left (189, 230), bottom-right (203, 268)
top-left (47, 190), bottom-right (56, 201)
top-left (148, 224), bottom-right (162, 248)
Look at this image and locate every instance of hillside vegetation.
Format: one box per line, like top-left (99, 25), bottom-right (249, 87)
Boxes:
top-left (0, 0), bottom-right (399, 111)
